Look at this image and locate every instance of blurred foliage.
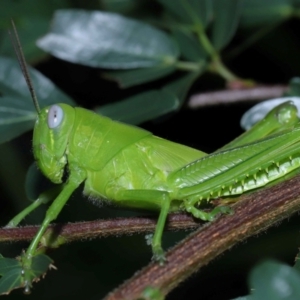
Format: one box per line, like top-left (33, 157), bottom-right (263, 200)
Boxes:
top-left (1, 0), bottom-right (300, 299)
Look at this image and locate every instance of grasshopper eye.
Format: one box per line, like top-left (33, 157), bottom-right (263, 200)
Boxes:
top-left (47, 105), bottom-right (64, 129)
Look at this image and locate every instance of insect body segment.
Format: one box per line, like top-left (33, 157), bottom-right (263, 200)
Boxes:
top-left (68, 106), bottom-right (152, 171)
top-left (29, 102), bottom-right (300, 267)
top-left (33, 104), bottom-right (75, 183)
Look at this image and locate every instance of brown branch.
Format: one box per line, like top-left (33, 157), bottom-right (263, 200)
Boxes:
top-left (0, 214), bottom-right (201, 244)
top-left (104, 174), bottom-right (300, 300)
top-left (188, 85), bottom-right (288, 108)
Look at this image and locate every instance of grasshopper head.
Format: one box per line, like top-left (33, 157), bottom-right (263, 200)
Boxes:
top-left (33, 103), bottom-right (75, 184)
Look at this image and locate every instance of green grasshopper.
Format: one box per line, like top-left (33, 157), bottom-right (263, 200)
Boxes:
top-left (6, 21), bottom-right (300, 292)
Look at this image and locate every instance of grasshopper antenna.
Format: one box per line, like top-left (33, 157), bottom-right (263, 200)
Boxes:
top-left (9, 19), bottom-right (41, 114)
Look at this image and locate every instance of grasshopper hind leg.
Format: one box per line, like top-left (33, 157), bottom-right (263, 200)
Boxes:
top-left (184, 194), bottom-right (233, 221)
top-left (185, 203), bottom-right (233, 221)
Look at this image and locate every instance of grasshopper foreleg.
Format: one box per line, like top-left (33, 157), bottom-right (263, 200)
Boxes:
top-left (5, 185), bottom-right (64, 228)
top-left (21, 166), bottom-right (86, 292)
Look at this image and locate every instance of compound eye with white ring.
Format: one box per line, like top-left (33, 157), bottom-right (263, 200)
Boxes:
top-left (47, 105), bottom-right (64, 129)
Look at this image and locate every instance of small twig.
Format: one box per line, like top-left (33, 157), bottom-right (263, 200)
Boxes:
top-left (188, 85), bottom-right (288, 108)
top-left (105, 174), bottom-right (300, 300)
top-left (0, 214), bottom-right (201, 243)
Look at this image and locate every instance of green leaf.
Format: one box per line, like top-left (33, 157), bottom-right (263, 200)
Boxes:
top-left (0, 0), bottom-right (70, 19)
top-left (158, 0), bottom-right (212, 28)
top-left (249, 260), bottom-right (300, 300)
top-left (104, 64), bottom-right (176, 88)
top-left (0, 256), bottom-right (21, 276)
top-left (37, 9), bottom-right (179, 69)
top-left (0, 56), bottom-right (75, 143)
top-left (240, 0), bottom-right (293, 28)
top-left (30, 254), bottom-right (53, 278)
top-left (95, 90), bottom-right (179, 124)
top-left (0, 95), bottom-right (36, 144)
top-left (294, 248), bottom-right (300, 273)
top-left (0, 17), bottom-right (49, 63)
top-left (163, 72), bottom-right (200, 107)
top-left (25, 163), bottom-right (55, 201)
top-left (294, 253), bottom-right (300, 274)
top-left (101, 0), bottom-right (141, 14)
top-left (0, 0), bottom-right (71, 63)
top-left (0, 254), bottom-right (52, 295)
top-left (172, 30), bottom-right (207, 62)
top-left (286, 77), bottom-right (300, 96)
top-left (0, 269), bottom-right (23, 295)
top-left (211, 0), bottom-right (243, 50)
